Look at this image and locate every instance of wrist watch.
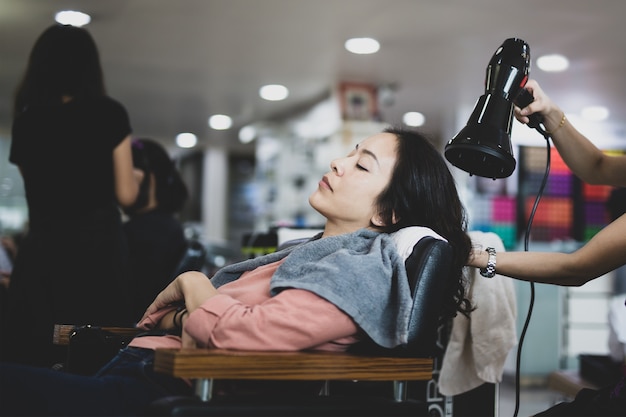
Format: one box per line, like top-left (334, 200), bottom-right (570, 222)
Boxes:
top-left (480, 247), bottom-right (496, 278)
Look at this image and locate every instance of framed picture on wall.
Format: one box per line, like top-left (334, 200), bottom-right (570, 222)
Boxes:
top-left (339, 81), bottom-right (378, 121)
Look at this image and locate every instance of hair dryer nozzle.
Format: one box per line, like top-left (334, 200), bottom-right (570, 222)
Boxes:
top-left (445, 124), bottom-right (516, 179)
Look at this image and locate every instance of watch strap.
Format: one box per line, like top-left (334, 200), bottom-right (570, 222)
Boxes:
top-left (480, 247), bottom-right (496, 278)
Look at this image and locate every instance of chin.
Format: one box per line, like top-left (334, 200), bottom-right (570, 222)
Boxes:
top-left (308, 192), bottom-right (320, 210)
top-left (308, 196), bottom-right (326, 218)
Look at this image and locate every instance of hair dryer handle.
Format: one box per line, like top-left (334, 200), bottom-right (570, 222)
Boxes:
top-left (514, 88), bottom-right (544, 130)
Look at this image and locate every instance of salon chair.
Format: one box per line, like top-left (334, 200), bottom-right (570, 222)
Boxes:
top-left (145, 235), bottom-right (453, 417)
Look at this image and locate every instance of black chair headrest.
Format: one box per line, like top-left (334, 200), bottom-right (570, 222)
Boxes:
top-left (350, 236), bottom-right (453, 358)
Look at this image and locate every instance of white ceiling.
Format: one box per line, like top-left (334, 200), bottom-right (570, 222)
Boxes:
top-left (2, 0), bottom-right (626, 154)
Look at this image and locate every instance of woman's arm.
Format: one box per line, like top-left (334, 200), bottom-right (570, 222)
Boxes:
top-left (184, 289), bottom-right (359, 351)
top-left (516, 79), bottom-right (626, 187)
top-left (112, 135), bottom-right (140, 207)
top-left (139, 270), bottom-right (359, 351)
top-left (469, 214), bottom-right (626, 286)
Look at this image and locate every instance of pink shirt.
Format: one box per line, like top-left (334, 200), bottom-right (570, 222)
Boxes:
top-left (129, 259), bottom-right (360, 352)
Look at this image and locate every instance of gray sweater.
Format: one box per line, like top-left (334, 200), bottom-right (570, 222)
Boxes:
top-left (210, 228), bottom-right (411, 348)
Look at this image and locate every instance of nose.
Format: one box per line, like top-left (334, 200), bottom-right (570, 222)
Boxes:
top-left (330, 158), bottom-right (343, 176)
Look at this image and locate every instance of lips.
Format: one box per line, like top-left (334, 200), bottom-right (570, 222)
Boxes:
top-left (320, 175), bottom-right (333, 191)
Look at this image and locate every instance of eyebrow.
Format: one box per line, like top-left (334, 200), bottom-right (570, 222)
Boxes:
top-left (355, 144), bottom-right (379, 166)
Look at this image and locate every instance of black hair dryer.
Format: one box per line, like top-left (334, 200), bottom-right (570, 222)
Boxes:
top-left (445, 38), bottom-right (531, 179)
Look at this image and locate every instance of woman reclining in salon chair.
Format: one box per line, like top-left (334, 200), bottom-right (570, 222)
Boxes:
top-left (0, 128), bottom-right (473, 417)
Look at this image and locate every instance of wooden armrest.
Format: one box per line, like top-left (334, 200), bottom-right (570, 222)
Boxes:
top-left (52, 324), bottom-right (142, 346)
top-left (153, 348), bottom-right (433, 381)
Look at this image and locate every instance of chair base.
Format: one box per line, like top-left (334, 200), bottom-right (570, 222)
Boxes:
top-left (145, 394), bottom-right (427, 417)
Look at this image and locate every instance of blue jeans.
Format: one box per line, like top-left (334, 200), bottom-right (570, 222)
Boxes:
top-left (0, 347), bottom-right (192, 416)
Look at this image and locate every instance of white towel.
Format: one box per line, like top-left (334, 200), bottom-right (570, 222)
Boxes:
top-left (390, 226), bottom-right (447, 261)
top-left (438, 230), bottom-right (518, 396)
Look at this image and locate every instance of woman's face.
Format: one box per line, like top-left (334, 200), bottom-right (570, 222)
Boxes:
top-left (309, 132), bottom-right (398, 234)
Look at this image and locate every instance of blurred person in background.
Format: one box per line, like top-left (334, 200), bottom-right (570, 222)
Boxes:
top-left (123, 138), bottom-right (189, 321)
top-left (4, 24), bottom-right (139, 367)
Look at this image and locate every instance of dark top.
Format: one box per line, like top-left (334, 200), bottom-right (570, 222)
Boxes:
top-left (124, 209), bottom-right (187, 320)
top-left (10, 96), bottom-right (130, 229)
top-left (3, 96), bottom-right (135, 367)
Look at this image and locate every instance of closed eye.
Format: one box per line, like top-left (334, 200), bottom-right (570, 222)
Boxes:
top-left (356, 164), bottom-right (368, 171)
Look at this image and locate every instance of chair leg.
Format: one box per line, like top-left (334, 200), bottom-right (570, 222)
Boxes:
top-left (194, 378), bottom-right (213, 401)
top-left (320, 380), bottom-right (330, 396)
top-left (393, 380), bottom-right (407, 402)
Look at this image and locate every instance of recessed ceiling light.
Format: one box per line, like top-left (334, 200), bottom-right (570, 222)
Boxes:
top-left (403, 112), bottom-right (425, 127)
top-left (238, 125), bottom-right (257, 143)
top-left (536, 54), bottom-right (569, 72)
top-left (259, 84), bottom-right (289, 101)
top-left (55, 10), bottom-right (91, 27)
top-left (581, 106), bottom-right (609, 121)
top-left (208, 114), bottom-right (232, 130)
top-left (175, 133), bottom-right (197, 148)
top-left (345, 37), bottom-right (380, 54)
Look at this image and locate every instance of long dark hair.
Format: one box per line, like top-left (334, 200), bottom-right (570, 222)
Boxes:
top-left (375, 127), bottom-right (473, 319)
top-left (13, 24), bottom-right (106, 117)
top-left (125, 138), bottom-right (189, 216)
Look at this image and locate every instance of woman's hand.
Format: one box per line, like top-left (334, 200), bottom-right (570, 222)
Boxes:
top-left (140, 271), bottom-right (219, 323)
top-left (514, 79), bottom-right (560, 125)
